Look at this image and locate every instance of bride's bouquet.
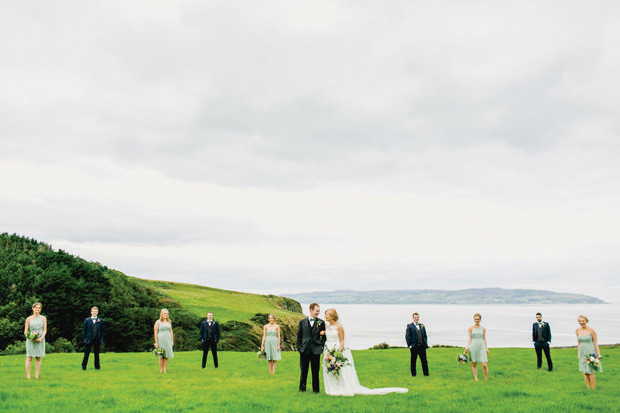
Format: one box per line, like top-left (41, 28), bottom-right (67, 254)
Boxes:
top-left (25, 329), bottom-right (40, 341)
top-left (584, 353), bottom-right (601, 370)
top-left (153, 347), bottom-right (167, 359)
top-left (324, 347), bottom-right (351, 379)
top-left (456, 353), bottom-right (468, 364)
top-left (256, 349), bottom-right (267, 361)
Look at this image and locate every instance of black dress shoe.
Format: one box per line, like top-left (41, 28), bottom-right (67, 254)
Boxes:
top-left (424, 374), bottom-right (430, 376)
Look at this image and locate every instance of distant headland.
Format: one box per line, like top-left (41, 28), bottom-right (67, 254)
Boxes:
top-left (284, 288), bottom-right (607, 305)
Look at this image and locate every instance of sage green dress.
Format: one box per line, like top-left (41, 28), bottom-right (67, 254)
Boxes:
top-left (469, 326), bottom-right (487, 362)
top-left (157, 321), bottom-right (174, 359)
top-left (578, 334), bottom-right (601, 374)
top-left (26, 316), bottom-right (45, 358)
top-left (264, 328), bottom-right (281, 361)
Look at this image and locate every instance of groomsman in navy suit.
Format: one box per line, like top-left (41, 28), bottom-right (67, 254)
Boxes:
top-left (200, 312), bottom-right (220, 368)
top-left (406, 312), bottom-right (429, 376)
top-left (82, 306), bottom-right (104, 370)
top-left (532, 312), bottom-right (553, 371)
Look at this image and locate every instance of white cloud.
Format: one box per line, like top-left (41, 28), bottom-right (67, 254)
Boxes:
top-left (1, 1), bottom-right (619, 301)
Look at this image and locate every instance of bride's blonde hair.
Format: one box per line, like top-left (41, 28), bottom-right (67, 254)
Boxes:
top-left (325, 308), bottom-right (339, 322)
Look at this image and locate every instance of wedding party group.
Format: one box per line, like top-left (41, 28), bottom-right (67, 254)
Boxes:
top-left (23, 301), bottom-right (603, 393)
top-left (22, 304), bottom-right (222, 377)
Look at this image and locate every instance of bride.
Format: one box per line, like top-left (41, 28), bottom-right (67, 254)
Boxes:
top-left (322, 308), bottom-right (408, 396)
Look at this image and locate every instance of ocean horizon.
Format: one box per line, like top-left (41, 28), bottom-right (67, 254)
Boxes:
top-left (301, 303), bottom-right (620, 350)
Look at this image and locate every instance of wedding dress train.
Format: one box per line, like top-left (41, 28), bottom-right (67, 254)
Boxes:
top-left (323, 324), bottom-right (409, 396)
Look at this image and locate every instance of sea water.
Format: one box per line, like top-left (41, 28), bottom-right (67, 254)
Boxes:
top-left (301, 303), bottom-right (620, 350)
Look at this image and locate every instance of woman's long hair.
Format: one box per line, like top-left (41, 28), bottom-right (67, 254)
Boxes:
top-left (159, 309), bottom-right (170, 323)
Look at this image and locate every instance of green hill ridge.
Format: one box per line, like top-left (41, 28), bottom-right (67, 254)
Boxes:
top-left (0, 233), bottom-right (303, 355)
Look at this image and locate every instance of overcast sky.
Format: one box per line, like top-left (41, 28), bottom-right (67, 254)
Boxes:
top-left (1, 1), bottom-right (619, 302)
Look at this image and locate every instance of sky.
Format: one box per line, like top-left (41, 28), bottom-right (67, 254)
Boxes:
top-left (1, 1), bottom-right (619, 301)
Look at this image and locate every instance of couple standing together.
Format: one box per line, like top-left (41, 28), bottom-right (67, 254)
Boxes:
top-left (297, 303), bottom-right (408, 396)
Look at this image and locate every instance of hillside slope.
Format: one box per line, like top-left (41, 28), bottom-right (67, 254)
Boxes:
top-left (0, 233), bottom-right (303, 354)
top-left (139, 279), bottom-right (303, 350)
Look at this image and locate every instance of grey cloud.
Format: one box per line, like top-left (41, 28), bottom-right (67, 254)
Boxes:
top-left (0, 198), bottom-right (266, 246)
top-left (1, 1), bottom-right (620, 300)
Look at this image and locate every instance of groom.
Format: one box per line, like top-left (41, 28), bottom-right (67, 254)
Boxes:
top-left (82, 306), bottom-right (104, 370)
top-left (296, 303), bottom-right (326, 393)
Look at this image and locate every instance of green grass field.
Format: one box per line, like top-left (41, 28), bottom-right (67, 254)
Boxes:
top-left (0, 347), bottom-right (617, 412)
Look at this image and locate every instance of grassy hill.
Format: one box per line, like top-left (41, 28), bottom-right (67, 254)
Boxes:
top-left (0, 233), bottom-right (303, 354)
top-left (0, 347), bottom-right (618, 411)
top-left (137, 278), bottom-right (303, 350)
top-left (140, 279), bottom-right (300, 323)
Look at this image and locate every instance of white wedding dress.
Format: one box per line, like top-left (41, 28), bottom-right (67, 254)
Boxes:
top-left (323, 323), bottom-right (409, 396)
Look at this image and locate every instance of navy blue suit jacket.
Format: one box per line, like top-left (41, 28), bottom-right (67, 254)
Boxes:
top-left (532, 322), bottom-right (551, 343)
top-left (83, 317), bottom-right (104, 344)
top-left (200, 320), bottom-right (220, 343)
top-left (406, 323), bottom-right (428, 348)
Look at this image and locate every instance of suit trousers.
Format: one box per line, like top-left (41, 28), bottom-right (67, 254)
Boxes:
top-left (82, 341), bottom-right (101, 370)
top-left (299, 353), bottom-right (321, 392)
top-left (534, 342), bottom-right (552, 370)
top-left (202, 340), bottom-right (218, 368)
top-left (410, 346), bottom-right (429, 376)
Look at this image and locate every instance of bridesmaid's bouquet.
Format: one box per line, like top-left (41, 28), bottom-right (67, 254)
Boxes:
top-left (153, 347), bottom-right (167, 359)
top-left (456, 354), bottom-right (468, 364)
top-left (256, 349), bottom-right (267, 361)
top-left (25, 329), bottom-right (40, 341)
top-left (584, 353), bottom-right (601, 370)
top-left (324, 347), bottom-right (350, 379)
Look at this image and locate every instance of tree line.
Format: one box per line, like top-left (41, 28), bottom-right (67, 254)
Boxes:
top-left (0, 233), bottom-right (295, 354)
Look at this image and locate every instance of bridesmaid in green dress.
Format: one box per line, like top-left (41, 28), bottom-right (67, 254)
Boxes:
top-left (154, 309), bottom-right (174, 373)
top-left (465, 313), bottom-right (489, 381)
top-left (576, 315), bottom-right (602, 390)
top-left (260, 314), bottom-right (281, 375)
top-left (24, 302), bottom-right (47, 379)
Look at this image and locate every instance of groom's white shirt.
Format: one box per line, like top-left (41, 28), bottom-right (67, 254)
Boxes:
top-left (308, 317), bottom-right (314, 328)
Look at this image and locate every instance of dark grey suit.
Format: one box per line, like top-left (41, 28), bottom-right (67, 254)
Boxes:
top-left (296, 317), bottom-right (326, 392)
